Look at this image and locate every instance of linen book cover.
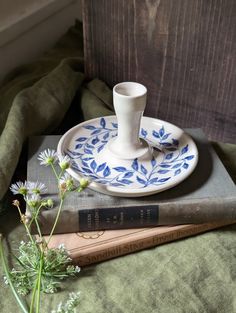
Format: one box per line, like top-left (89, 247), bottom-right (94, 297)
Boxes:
top-left (27, 129), bottom-right (236, 234)
top-left (44, 220), bottom-right (235, 266)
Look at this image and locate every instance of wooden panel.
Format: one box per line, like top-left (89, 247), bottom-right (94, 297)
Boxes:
top-left (83, 0), bottom-right (236, 143)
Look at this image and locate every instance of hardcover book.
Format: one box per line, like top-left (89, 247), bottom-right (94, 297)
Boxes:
top-left (45, 220), bottom-right (235, 266)
top-left (27, 129), bottom-right (236, 234)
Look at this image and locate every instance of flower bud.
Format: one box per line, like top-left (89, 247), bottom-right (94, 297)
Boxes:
top-left (47, 199), bottom-right (54, 207)
top-left (12, 199), bottom-right (20, 207)
top-left (79, 178), bottom-right (89, 189)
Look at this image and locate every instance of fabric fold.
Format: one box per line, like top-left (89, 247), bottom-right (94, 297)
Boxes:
top-left (0, 58), bottom-right (84, 200)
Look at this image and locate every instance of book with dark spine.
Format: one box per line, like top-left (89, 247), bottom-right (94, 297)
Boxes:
top-left (27, 129), bottom-right (236, 234)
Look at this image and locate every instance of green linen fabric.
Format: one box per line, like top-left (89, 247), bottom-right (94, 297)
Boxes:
top-left (0, 21), bottom-right (85, 202)
top-left (0, 19), bottom-right (236, 313)
top-left (0, 20), bottom-right (113, 204)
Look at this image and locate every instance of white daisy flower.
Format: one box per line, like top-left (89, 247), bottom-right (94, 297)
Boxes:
top-left (58, 155), bottom-right (71, 170)
top-left (38, 149), bottom-right (57, 166)
top-left (25, 193), bottom-right (41, 208)
top-left (58, 243), bottom-right (66, 250)
top-left (10, 181), bottom-right (28, 195)
top-left (4, 276), bottom-right (9, 285)
top-left (74, 266), bottom-right (80, 273)
top-left (59, 172), bottom-right (75, 191)
top-left (27, 181), bottom-right (47, 194)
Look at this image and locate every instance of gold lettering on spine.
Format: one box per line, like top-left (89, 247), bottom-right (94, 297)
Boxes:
top-left (146, 209), bottom-right (151, 223)
top-left (119, 212), bottom-right (124, 225)
top-left (87, 213), bottom-right (92, 229)
top-left (94, 210), bottom-right (99, 228)
top-left (140, 209), bottom-right (144, 225)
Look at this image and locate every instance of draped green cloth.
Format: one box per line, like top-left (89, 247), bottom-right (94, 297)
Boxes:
top-left (0, 21), bottom-right (236, 313)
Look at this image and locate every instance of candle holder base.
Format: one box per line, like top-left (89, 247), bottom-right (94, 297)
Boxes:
top-left (107, 137), bottom-right (152, 160)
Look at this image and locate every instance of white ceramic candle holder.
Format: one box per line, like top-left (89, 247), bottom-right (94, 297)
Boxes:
top-left (57, 82), bottom-right (198, 197)
top-left (108, 82), bottom-right (151, 160)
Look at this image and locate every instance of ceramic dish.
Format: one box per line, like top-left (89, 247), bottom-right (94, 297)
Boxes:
top-left (57, 116), bottom-right (198, 197)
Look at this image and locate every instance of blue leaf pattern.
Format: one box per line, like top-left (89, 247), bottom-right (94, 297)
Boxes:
top-left (91, 129), bottom-right (101, 135)
top-left (113, 167), bottom-right (127, 172)
top-left (185, 155), bottom-right (194, 160)
top-left (97, 144), bottom-right (105, 153)
top-left (132, 159), bottom-right (139, 171)
top-left (161, 142), bottom-right (172, 147)
top-left (82, 167), bottom-right (93, 174)
top-left (100, 118), bottom-right (106, 128)
top-left (119, 179), bottom-right (133, 185)
top-left (123, 172), bottom-right (133, 178)
top-left (141, 128), bottom-right (147, 137)
top-left (111, 183), bottom-right (124, 187)
top-left (159, 126), bottom-right (165, 137)
top-left (103, 132), bottom-right (109, 140)
top-left (172, 163), bottom-right (182, 169)
top-left (76, 137), bottom-right (87, 142)
top-left (75, 144), bottom-right (83, 149)
top-left (68, 119), bottom-right (195, 188)
top-left (151, 158), bottom-right (157, 167)
top-left (175, 169), bottom-right (181, 176)
top-left (84, 125), bottom-right (96, 130)
top-left (92, 137), bottom-right (99, 145)
top-left (141, 165), bottom-right (148, 175)
top-left (83, 157), bottom-right (93, 161)
top-left (152, 130), bottom-right (160, 138)
top-left (136, 176), bottom-right (146, 185)
top-left (112, 123), bottom-right (118, 128)
top-left (181, 144), bottom-right (188, 155)
top-left (149, 178), bottom-right (159, 184)
top-left (165, 153), bottom-right (173, 160)
top-left (172, 139), bottom-right (179, 146)
top-left (157, 170), bottom-right (170, 174)
top-left (84, 148), bottom-right (93, 155)
top-left (158, 177), bottom-right (171, 183)
top-left (103, 166), bottom-right (111, 177)
top-left (91, 160), bottom-right (97, 170)
top-left (97, 163), bottom-right (106, 172)
top-left (162, 133), bottom-right (170, 140)
top-left (82, 160), bottom-right (88, 167)
top-left (86, 144), bottom-right (94, 149)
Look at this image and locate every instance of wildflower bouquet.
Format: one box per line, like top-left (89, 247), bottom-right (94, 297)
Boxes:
top-left (0, 149), bottom-right (88, 313)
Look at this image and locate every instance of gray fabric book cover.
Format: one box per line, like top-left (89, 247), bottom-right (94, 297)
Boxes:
top-left (27, 129), bottom-right (236, 234)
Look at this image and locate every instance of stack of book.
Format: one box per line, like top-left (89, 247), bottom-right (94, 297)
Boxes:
top-left (27, 129), bottom-right (236, 266)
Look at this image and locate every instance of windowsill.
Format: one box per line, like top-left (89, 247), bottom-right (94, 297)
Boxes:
top-left (0, 0), bottom-right (76, 47)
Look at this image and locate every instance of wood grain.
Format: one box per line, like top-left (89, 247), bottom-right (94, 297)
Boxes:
top-left (83, 0), bottom-right (236, 143)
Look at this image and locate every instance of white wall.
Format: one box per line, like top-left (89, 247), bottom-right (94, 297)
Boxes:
top-left (0, 0), bottom-right (54, 29)
top-left (0, 0), bottom-right (82, 82)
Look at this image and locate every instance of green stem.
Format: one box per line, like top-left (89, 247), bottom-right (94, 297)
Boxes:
top-left (51, 164), bottom-right (59, 180)
top-left (47, 198), bottom-right (64, 245)
top-left (24, 224), bottom-right (35, 246)
top-left (28, 204), bottom-right (43, 229)
top-left (30, 279), bottom-right (38, 313)
top-left (36, 253), bottom-right (44, 313)
top-left (0, 235), bottom-right (29, 313)
top-left (34, 219), bottom-right (42, 240)
top-left (16, 205), bottom-right (35, 245)
top-left (58, 169), bottom-right (64, 180)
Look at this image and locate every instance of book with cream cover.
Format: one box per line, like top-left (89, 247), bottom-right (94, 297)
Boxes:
top-left (44, 220), bottom-right (235, 266)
